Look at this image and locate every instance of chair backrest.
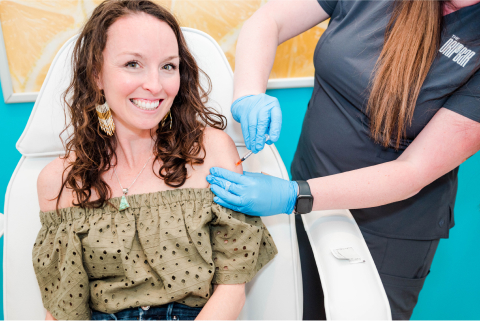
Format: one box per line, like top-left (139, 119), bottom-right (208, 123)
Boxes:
top-left (4, 28), bottom-right (302, 320)
top-left (0, 213), bottom-right (4, 238)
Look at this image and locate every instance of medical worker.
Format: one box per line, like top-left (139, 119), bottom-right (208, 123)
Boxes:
top-left (206, 0), bottom-right (480, 319)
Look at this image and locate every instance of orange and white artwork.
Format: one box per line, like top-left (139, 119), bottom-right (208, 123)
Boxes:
top-left (0, 0), bottom-right (328, 101)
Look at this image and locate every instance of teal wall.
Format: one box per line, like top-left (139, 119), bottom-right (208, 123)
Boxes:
top-left (1, 84), bottom-right (479, 319)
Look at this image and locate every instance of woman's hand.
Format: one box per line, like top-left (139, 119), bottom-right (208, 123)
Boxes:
top-left (231, 94), bottom-right (282, 154)
top-left (207, 167), bottom-right (298, 216)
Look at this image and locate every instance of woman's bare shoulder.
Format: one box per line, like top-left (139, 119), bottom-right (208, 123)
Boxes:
top-left (203, 127), bottom-right (243, 175)
top-left (37, 155), bottom-right (74, 212)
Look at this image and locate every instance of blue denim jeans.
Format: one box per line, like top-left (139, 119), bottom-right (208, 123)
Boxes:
top-left (91, 303), bottom-right (203, 320)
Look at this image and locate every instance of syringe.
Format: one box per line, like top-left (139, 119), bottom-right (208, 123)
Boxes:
top-left (235, 134), bottom-right (270, 166)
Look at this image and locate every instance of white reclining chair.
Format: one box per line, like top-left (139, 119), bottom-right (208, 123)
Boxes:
top-left (4, 28), bottom-right (390, 320)
top-left (0, 213), bottom-right (4, 238)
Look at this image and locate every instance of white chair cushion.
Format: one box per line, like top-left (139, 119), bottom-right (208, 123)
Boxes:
top-left (0, 213), bottom-right (4, 238)
top-left (4, 156), bottom-right (57, 320)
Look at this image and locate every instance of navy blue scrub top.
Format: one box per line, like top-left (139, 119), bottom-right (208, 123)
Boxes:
top-left (291, 0), bottom-right (480, 240)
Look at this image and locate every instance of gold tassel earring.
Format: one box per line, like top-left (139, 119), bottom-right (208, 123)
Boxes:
top-left (161, 110), bottom-right (173, 129)
top-left (96, 101), bottom-right (115, 136)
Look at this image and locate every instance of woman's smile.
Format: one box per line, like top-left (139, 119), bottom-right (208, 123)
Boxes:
top-left (130, 98), bottom-right (163, 111)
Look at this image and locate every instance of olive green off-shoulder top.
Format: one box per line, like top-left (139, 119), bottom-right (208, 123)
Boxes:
top-left (32, 188), bottom-right (277, 320)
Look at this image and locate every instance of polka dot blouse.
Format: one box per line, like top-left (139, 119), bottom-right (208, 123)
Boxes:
top-left (32, 188), bottom-right (277, 320)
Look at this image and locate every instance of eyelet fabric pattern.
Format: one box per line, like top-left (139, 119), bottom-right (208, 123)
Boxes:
top-left (32, 188), bottom-right (277, 320)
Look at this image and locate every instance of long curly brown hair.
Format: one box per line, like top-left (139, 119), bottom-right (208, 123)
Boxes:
top-left (57, 0), bottom-right (226, 210)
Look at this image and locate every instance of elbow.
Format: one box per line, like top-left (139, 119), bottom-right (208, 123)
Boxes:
top-left (242, 6), bottom-right (280, 43)
top-left (219, 283), bottom-right (246, 307)
top-left (395, 159), bottom-right (428, 201)
top-left (397, 176), bottom-right (424, 201)
top-left (242, 9), bottom-right (263, 31)
top-left (403, 176), bottom-right (424, 199)
top-left (404, 188), bottom-right (421, 200)
top-left (233, 283), bottom-right (246, 306)
top-left (239, 286), bottom-right (246, 307)
top-left (238, 292), bottom-right (246, 312)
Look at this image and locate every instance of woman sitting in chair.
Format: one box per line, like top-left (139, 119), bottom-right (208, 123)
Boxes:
top-left (32, 1), bottom-right (277, 320)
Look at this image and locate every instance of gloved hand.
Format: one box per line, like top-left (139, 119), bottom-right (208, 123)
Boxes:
top-left (231, 94), bottom-right (282, 154)
top-left (207, 167), bottom-right (298, 216)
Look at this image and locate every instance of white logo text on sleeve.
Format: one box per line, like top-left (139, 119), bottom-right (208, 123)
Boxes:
top-left (439, 35), bottom-right (476, 67)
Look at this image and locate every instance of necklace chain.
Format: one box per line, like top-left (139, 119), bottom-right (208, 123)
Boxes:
top-left (114, 155), bottom-right (153, 195)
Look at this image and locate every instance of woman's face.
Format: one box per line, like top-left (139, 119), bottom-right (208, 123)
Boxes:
top-left (97, 12), bottom-right (180, 135)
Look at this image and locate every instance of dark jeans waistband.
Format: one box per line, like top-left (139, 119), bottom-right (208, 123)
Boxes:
top-left (91, 302), bottom-right (203, 320)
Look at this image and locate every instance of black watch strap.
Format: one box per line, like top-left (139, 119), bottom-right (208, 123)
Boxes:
top-left (294, 180), bottom-right (314, 214)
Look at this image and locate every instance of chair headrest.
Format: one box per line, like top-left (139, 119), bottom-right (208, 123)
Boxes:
top-left (16, 27), bottom-right (243, 157)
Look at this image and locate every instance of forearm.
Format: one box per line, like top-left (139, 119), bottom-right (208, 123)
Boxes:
top-left (233, 0), bottom-right (329, 101)
top-left (233, 8), bottom-right (280, 100)
top-left (308, 159), bottom-right (424, 211)
top-left (195, 284), bottom-right (245, 320)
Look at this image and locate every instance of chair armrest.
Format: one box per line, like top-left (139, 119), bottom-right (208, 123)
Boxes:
top-left (0, 212), bottom-right (4, 238)
top-left (301, 210), bottom-right (391, 320)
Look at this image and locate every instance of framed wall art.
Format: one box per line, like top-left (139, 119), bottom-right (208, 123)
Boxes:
top-left (0, 0), bottom-right (328, 103)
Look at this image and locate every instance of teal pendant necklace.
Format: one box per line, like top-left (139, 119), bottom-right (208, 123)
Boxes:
top-left (114, 155), bottom-right (153, 211)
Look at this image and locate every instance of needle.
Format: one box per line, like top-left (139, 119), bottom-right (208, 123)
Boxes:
top-left (235, 134), bottom-right (270, 166)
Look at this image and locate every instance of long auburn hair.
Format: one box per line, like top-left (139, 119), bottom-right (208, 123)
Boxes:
top-left (367, 0), bottom-right (479, 149)
top-left (58, 0), bottom-right (226, 210)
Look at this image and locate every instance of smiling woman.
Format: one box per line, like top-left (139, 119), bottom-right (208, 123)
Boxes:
top-left (31, 1), bottom-right (277, 320)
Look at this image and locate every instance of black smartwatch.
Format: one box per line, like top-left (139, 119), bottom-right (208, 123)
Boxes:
top-left (294, 180), bottom-right (314, 214)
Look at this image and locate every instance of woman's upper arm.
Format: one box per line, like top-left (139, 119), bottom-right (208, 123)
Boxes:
top-left (398, 107), bottom-right (480, 189)
top-left (204, 128), bottom-right (244, 175)
top-left (37, 157), bottom-right (69, 212)
top-left (254, 0), bottom-right (330, 44)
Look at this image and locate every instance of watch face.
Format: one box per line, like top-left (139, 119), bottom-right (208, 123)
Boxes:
top-left (296, 195), bottom-right (314, 214)
top-left (295, 180), bottom-right (313, 214)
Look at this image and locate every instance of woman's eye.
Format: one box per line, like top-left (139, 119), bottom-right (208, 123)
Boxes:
top-left (163, 64), bottom-right (176, 71)
top-left (125, 61), bottom-right (139, 68)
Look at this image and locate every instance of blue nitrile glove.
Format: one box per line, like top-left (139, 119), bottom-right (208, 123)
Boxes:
top-left (207, 167), bottom-right (298, 216)
top-left (231, 94), bottom-right (282, 154)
